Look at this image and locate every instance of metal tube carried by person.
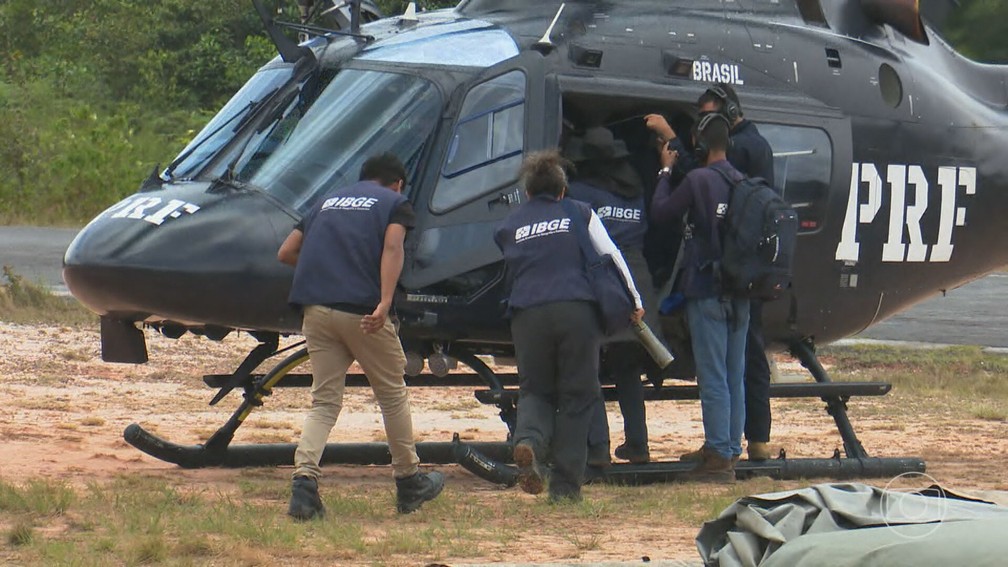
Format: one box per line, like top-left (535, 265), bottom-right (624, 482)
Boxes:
top-left (633, 320), bottom-right (674, 369)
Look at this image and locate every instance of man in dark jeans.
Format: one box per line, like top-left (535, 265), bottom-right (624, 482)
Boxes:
top-left (645, 83), bottom-right (776, 461)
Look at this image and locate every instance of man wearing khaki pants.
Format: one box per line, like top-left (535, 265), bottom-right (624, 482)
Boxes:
top-left (278, 153), bottom-right (443, 520)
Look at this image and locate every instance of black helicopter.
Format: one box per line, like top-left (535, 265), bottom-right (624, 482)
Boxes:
top-left (63, 0), bottom-right (1007, 483)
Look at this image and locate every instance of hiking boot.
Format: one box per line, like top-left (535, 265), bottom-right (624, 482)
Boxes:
top-left (587, 444), bottom-right (612, 469)
top-left (747, 442), bottom-right (772, 461)
top-left (288, 475), bottom-right (325, 521)
top-left (395, 470), bottom-right (445, 514)
top-left (614, 443), bottom-right (651, 464)
top-left (513, 441), bottom-right (545, 495)
top-left (679, 445), bottom-right (705, 463)
top-left (679, 447), bottom-right (736, 484)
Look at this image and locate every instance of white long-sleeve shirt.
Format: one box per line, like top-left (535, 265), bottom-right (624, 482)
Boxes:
top-left (587, 211), bottom-right (643, 309)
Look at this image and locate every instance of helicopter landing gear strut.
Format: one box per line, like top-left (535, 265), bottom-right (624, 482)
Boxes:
top-left (457, 337), bottom-right (928, 485)
top-left (123, 340), bottom-right (513, 468)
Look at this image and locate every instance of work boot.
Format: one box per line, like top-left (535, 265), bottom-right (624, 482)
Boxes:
top-left (395, 470), bottom-right (445, 514)
top-left (679, 447), bottom-right (736, 484)
top-left (587, 443), bottom-right (612, 469)
top-left (288, 475), bottom-right (325, 521)
top-left (614, 443), bottom-right (651, 464)
top-left (513, 441), bottom-right (545, 495)
top-left (678, 445), bottom-right (705, 463)
top-left (747, 442), bottom-right (772, 461)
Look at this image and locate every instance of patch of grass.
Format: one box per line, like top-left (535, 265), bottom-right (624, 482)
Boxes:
top-left (0, 266), bottom-right (96, 326)
top-left (0, 479), bottom-right (75, 516)
top-left (80, 417), bottom-right (105, 427)
top-left (820, 344), bottom-right (1008, 401)
top-left (969, 402), bottom-right (1008, 422)
top-left (7, 521), bottom-right (35, 546)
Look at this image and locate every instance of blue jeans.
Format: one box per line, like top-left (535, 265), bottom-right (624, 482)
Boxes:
top-left (686, 296), bottom-right (750, 460)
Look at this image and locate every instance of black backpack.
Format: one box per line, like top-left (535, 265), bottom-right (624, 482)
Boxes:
top-left (714, 170), bottom-right (798, 300)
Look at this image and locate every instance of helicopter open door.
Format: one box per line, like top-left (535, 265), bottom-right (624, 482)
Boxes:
top-left (401, 52), bottom-right (558, 296)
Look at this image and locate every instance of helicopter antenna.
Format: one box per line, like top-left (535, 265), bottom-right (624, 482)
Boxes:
top-left (533, 2), bottom-right (566, 54)
top-left (401, 2), bottom-right (419, 23)
top-left (252, 0), bottom-right (313, 62)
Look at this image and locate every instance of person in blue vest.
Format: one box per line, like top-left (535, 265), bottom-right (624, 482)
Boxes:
top-left (564, 127), bottom-right (656, 465)
top-left (277, 153), bottom-right (444, 519)
top-left (646, 83), bottom-right (776, 462)
top-left (495, 150), bottom-right (644, 502)
top-left (650, 113), bottom-right (750, 482)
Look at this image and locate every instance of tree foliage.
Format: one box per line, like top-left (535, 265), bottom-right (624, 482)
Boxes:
top-left (942, 0), bottom-right (1008, 64)
top-left (0, 0), bottom-right (1004, 225)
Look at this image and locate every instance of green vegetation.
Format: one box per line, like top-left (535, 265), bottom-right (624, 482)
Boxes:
top-left (0, 473), bottom-right (781, 566)
top-left (0, 267), bottom-right (95, 326)
top-left (0, 1), bottom-right (1003, 225)
top-left (820, 343), bottom-right (1008, 420)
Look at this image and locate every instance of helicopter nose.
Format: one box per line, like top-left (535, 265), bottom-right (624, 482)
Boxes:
top-left (63, 183), bottom-right (301, 332)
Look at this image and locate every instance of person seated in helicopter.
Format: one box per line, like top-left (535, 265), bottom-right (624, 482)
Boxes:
top-left (563, 126), bottom-right (658, 465)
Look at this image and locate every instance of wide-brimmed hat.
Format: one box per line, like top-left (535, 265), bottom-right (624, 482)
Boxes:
top-left (564, 126), bottom-right (631, 162)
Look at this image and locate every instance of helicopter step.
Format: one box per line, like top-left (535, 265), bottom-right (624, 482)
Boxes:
top-left (473, 381), bottom-right (892, 405)
top-left (203, 372), bottom-right (520, 389)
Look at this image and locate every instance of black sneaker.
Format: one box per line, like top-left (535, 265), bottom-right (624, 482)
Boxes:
top-left (288, 476), bottom-right (325, 521)
top-left (614, 442), bottom-right (651, 464)
top-left (395, 470), bottom-right (445, 514)
top-left (513, 441), bottom-right (545, 495)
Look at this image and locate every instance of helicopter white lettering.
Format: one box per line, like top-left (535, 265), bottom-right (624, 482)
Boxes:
top-left (107, 197), bottom-right (201, 226)
top-left (596, 206), bottom-right (642, 222)
top-left (692, 60), bottom-right (744, 86)
top-left (514, 217), bottom-right (572, 243)
top-left (835, 163), bottom-right (977, 263)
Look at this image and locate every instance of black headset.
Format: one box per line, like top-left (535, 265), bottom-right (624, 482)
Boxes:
top-left (693, 111), bottom-right (731, 163)
top-left (706, 83), bottom-right (741, 123)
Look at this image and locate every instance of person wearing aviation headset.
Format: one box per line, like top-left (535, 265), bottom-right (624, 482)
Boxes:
top-left (645, 83), bottom-right (776, 463)
top-left (650, 113), bottom-right (750, 482)
top-left (494, 150), bottom-right (644, 502)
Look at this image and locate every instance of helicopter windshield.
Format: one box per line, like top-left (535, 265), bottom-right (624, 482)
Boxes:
top-left (238, 69), bottom-right (441, 213)
top-left (166, 66), bottom-right (294, 180)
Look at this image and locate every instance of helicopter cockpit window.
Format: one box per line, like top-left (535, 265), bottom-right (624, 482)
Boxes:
top-left (432, 70), bottom-right (526, 213)
top-left (240, 69), bottom-right (441, 214)
top-left (165, 67), bottom-right (293, 181)
top-left (759, 123), bottom-right (832, 233)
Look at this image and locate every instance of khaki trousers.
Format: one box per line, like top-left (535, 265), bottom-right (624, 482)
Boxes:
top-left (293, 305), bottom-right (420, 480)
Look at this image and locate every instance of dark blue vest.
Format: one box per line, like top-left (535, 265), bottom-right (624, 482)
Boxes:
top-left (566, 181), bottom-right (647, 250)
top-left (494, 195), bottom-right (595, 312)
top-left (289, 180), bottom-right (406, 310)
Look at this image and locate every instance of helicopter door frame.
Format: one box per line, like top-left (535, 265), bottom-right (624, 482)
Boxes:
top-left (401, 52), bottom-right (558, 292)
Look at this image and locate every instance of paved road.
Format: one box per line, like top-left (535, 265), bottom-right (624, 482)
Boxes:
top-left (856, 273), bottom-right (1007, 349)
top-left (1, 226), bottom-right (1005, 347)
top-left (0, 226), bottom-right (80, 293)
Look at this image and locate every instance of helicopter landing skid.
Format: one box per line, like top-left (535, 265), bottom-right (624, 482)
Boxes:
top-left (123, 343), bottom-right (515, 469)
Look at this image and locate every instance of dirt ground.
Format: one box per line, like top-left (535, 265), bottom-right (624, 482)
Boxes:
top-left (1, 322), bottom-right (1007, 564)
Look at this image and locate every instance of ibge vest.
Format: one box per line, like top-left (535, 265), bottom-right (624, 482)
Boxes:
top-left (494, 195), bottom-right (595, 312)
top-left (566, 181), bottom-right (647, 250)
top-left (289, 180), bottom-right (406, 311)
